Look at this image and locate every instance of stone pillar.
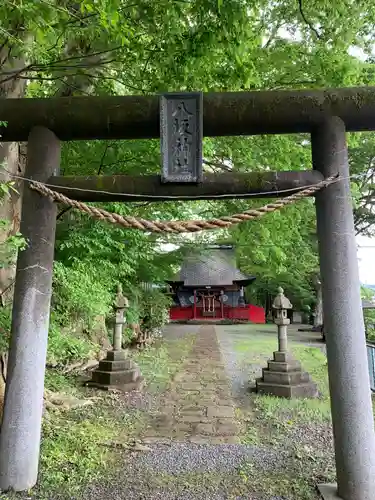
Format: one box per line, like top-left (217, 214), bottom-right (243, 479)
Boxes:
top-left (312, 117), bottom-right (375, 500)
top-left (0, 127), bottom-right (60, 492)
top-left (113, 317), bottom-right (123, 350)
top-left (278, 324), bottom-right (288, 352)
top-left (112, 285), bottom-right (127, 351)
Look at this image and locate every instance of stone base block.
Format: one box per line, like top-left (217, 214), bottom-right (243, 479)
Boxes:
top-left (317, 483), bottom-right (342, 499)
top-left (98, 359), bottom-right (133, 371)
top-left (262, 368), bottom-right (310, 385)
top-left (87, 377), bottom-right (145, 393)
top-left (273, 351), bottom-right (294, 362)
top-left (267, 360), bottom-right (301, 372)
top-left (91, 367), bottom-right (141, 386)
top-left (87, 349), bottom-right (143, 392)
top-left (256, 379), bottom-right (318, 399)
top-left (106, 350), bottom-right (127, 361)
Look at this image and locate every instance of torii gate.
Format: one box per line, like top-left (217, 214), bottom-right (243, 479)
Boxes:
top-left (0, 87), bottom-right (375, 500)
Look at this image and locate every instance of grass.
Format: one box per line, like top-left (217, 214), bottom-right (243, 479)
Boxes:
top-left (233, 326), bottom-right (331, 426)
top-left (230, 324), bottom-right (335, 498)
top-left (0, 326), bottom-right (336, 500)
top-left (127, 465), bottom-right (323, 500)
top-left (44, 369), bottom-right (79, 394)
top-left (131, 335), bottom-right (195, 392)
top-left (254, 345), bottom-right (331, 425)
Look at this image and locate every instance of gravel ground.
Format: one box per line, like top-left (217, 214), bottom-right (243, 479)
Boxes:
top-left (79, 442), bottom-right (290, 500)
top-left (81, 479), bottom-right (288, 500)
top-left (134, 442), bottom-right (289, 474)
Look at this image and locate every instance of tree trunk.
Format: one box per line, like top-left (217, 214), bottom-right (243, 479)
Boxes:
top-left (0, 41), bottom-right (30, 304)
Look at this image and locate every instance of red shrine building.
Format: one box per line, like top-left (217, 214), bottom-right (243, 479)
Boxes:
top-left (167, 245), bottom-right (265, 323)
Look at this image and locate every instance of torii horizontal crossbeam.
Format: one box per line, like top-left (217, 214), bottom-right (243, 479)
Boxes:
top-left (2, 86), bottom-right (375, 141)
top-left (45, 170), bottom-right (324, 201)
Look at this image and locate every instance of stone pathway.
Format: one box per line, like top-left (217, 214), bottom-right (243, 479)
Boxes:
top-left (142, 325), bottom-right (241, 444)
top-left (75, 324), bottom-right (327, 499)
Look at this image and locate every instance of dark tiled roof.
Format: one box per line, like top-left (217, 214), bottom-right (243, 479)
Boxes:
top-left (169, 247), bottom-right (255, 287)
top-left (362, 299), bottom-right (375, 309)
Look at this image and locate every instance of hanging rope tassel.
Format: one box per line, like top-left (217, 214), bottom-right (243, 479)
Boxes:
top-left (30, 174), bottom-right (338, 234)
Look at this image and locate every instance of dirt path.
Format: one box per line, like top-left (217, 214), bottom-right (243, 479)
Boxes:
top-left (142, 325), bottom-right (240, 444)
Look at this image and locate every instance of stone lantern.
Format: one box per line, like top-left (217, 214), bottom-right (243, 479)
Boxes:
top-left (255, 286), bottom-right (317, 399)
top-left (88, 284), bottom-right (143, 392)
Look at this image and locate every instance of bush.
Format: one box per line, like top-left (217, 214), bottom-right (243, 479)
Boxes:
top-left (364, 310), bottom-right (375, 342)
top-left (140, 289), bottom-right (171, 332)
top-left (0, 306), bottom-right (11, 351)
top-left (52, 261), bottom-right (113, 327)
top-left (47, 317), bottom-right (97, 366)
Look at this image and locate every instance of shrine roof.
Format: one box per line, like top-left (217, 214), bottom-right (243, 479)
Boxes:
top-left (362, 299), bottom-right (375, 309)
top-left (166, 246), bottom-right (255, 287)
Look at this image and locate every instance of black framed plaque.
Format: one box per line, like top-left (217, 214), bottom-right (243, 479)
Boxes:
top-left (160, 92), bottom-right (203, 183)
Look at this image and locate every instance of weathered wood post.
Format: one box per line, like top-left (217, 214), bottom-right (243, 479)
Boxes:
top-left (0, 127), bottom-right (60, 491)
top-left (312, 117), bottom-right (375, 500)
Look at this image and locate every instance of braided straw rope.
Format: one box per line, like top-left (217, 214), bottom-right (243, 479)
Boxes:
top-left (30, 175), bottom-right (338, 233)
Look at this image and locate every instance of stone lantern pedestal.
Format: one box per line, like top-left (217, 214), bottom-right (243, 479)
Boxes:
top-left (256, 287), bottom-right (318, 399)
top-left (87, 285), bottom-right (143, 392)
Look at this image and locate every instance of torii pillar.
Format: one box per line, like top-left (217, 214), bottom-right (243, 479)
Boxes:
top-left (0, 127), bottom-right (60, 491)
top-left (312, 117), bottom-right (375, 500)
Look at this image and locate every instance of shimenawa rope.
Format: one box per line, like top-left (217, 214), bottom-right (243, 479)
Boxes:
top-left (29, 175), bottom-right (338, 233)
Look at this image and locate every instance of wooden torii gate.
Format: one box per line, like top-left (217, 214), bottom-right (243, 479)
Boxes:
top-left (0, 87), bottom-right (375, 500)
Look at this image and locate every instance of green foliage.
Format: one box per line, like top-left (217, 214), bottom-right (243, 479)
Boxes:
top-left (0, 180), bottom-right (27, 270)
top-left (44, 370), bottom-right (78, 393)
top-left (36, 336), bottom-right (193, 496)
top-left (52, 261), bottom-right (113, 325)
top-left (2, 0), bottom-right (375, 355)
top-left (364, 311), bottom-right (375, 342)
top-left (47, 318), bottom-right (97, 366)
top-left (0, 306), bottom-right (11, 351)
top-left (140, 289), bottom-right (172, 332)
top-left (39, 414), bottom-right (119, 494)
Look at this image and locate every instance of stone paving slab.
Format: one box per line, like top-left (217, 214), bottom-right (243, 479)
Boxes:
top-left (142, 325), bottom-right (241, 444)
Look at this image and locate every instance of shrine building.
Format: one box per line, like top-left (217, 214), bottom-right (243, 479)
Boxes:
top-left (167, 245), bottom-right (265, 323)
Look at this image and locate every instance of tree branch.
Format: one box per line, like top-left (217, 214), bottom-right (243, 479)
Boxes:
top-left (297, 0), bottom-right (321, 39)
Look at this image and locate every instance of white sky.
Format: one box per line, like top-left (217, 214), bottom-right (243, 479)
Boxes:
top-left (357, 236), bottom-right (375, 285)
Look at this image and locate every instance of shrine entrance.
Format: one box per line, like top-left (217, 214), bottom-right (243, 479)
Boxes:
top-left (197, 289), bottom-right (221, 319)
top-left (0, 87), bottom-right (375, 500)
top-left (200, 292), bottom-right (216, 317)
